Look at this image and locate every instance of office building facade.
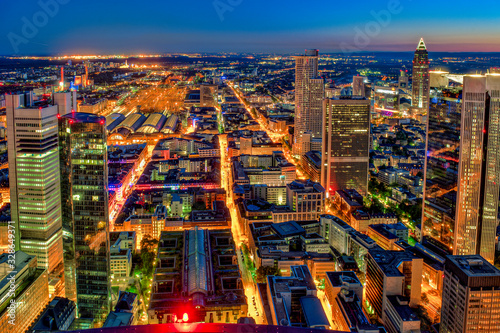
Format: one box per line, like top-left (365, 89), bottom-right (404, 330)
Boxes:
top-left (6, 93), bottom-right (64, 276)
top-left (440, 255), bottom-right (500, 333)
top-left (321, 97), bottom-right (370, 196)
top-left (421, 94), bottom-right (462, 255)
top-left (423, 76), bottom-right (500, 263)
top-left (59, 112), bottom-right (111, 324)
top-left (455, 75), bottom-right (500, 263)
top-left (0, 252), bottom-right (50, 333)
top-left (293, 49), bottom-right (324, 157)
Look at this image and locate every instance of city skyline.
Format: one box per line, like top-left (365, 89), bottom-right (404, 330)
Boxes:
top-left (2, 0), bottom-right (500, 55)
top-left (2, 2), bottom-right (500, 330)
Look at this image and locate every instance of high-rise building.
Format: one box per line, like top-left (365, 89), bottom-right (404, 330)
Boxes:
top-left (412, 38), bottom-right (430, 113)
top-left (53, 91), bottom-right (77, 116)
top-left (352, 75), bottom-right (366, 97)
top-left (455, 75), bottom-right (500, 263)
top-left (6, 93), bottom-right (64, 275)
top-left (422, 75), bottom-right (500, 264)
top-left (293, 49), bottom-right (324, 157)
top-left (58, 112), bottom-right (111, 325)
top-left (398, 70), bottom-right (409, 93)
top-left (421, 92), bottom-right (462, 255)
top-left (440, 255), bottom-right (500, 333)
top-left (321, 97), bottom-right (370, 196)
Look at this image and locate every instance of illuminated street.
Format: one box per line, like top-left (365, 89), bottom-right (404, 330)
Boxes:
top-left (109, 145), bottom-right (153, 230)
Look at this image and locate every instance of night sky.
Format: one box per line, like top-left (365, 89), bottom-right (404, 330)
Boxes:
top-left (2, 0), bottom-right (500, 55)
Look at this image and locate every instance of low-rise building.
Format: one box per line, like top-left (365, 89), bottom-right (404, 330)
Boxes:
top-left (301, 151), bottom-right (321, 183)
top-left (266, 265), bottom-right (329, 329)
top-left (324, 271), bottom-right (378, 333)
top-left (30, 297), bottom-right (76, 333)
top-left (365, 249), bottom-right (423, 323)
top-left (148, 228), bottom-right (247, 324)
top-left (367, 224), bottom-right (402, 251)
top-left (383, 295), bottom-right (421, 333)
top-left (103, 291), bottom-right (139, 328)
top-left (334, 189), bottom-right (364, 216)
top-left (110, 245), bottom-right (132, 281)
top-left (377, 167), bottom-right (411, 186)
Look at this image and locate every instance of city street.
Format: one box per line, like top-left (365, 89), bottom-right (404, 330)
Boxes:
top-left (109, 145), bottom-right (153, 230)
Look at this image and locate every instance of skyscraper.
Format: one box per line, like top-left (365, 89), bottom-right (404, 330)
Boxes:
top-left (440, 255), bottom-right (500, 333)
top-left (6, 93), bottom-right (64, 276)
top-left (455, 74), bottom-right (500, 263)
top-left (412, 38), bottom-right (430, 113)
top-left (321, 97), bottom-right (370, 196)
top-left (352, 75), bottom-right (366, 98)
top-left (53, 91), bottom-right (77, 116)
top-left (422, 75), bottom-right (500, 263)
top-left (59, 112), bottom-right (111, 325)
top-left (421, 92), bottom-right (462, 255)
top-left (293, 49), bottom-right (324, 157)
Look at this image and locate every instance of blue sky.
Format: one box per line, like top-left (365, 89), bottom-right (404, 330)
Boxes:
top-left (2, 0), bottom-right (500, 55)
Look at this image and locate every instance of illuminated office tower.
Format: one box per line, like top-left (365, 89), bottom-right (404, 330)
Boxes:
top-left (412, 38), bottom-right (430, 113)
top-left (454, 75), bottom-right (500, 263)
top-left (6, 93), bottom-right (64, 276)
top-left (321, 97), bottom-right (370, 196)
top-left (422, 75), bottom-right (500, 263)
top-left (421, 92), bottom-right (462, 255)
top-left (440, 255), bottom-right (500, 333)
top-left (352, 75), bottom-right (366, 97)
top-left (59, 112), bottom-right (111, 325)
top-left (293, 49), bottom-right (324, 157)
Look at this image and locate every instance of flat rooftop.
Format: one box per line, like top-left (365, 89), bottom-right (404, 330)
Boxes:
top-left (270, 221), bottom-right (305, 238)
top-left (369, 249), bottom-right (419, 277)
top-left (326, 271), bottom-right (361, 287)
top-left (447, 255), bottom-right (500, 277)
top-left (386, 295), bottom-right (420, 322)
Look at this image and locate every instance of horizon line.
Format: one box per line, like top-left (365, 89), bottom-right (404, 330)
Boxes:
top-left (3, 50), bottom-right (500, 58)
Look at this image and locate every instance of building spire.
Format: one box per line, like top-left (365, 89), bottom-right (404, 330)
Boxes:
top-left (417, 38), bottom-right (427, 51)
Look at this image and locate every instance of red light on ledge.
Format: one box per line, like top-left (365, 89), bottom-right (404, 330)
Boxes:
top-left (99, 119), bottom-right (105, 125)
top-left (57, 114), bottom-right (61, 119)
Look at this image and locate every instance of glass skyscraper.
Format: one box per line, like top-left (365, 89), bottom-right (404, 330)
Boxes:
top-left (59, 112), bottom-right (110, 325)
top-left (422, 75), bottom-right (500, 263)
top-left (422, 92), bottom-right (462, 255)
top-left (455, 74), bottom-right (500, 263)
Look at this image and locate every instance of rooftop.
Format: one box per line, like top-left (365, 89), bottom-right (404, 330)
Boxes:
top-left (368, 224), bottom-right (398, 240)
top-left (325, 271), bottom-right (361, 288)
top-left (447, 255), bottom-right (500, 277)
top-left (300, 296), bottom-right (330, 328)
top-left (270, 221), bottom-right (305, 238)
top-left (61, 111), bottom-right (105, 124)
top-left (369, 249), bottom-right (420, 277)
top-left (386, 295), bottom-right (420, 322)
